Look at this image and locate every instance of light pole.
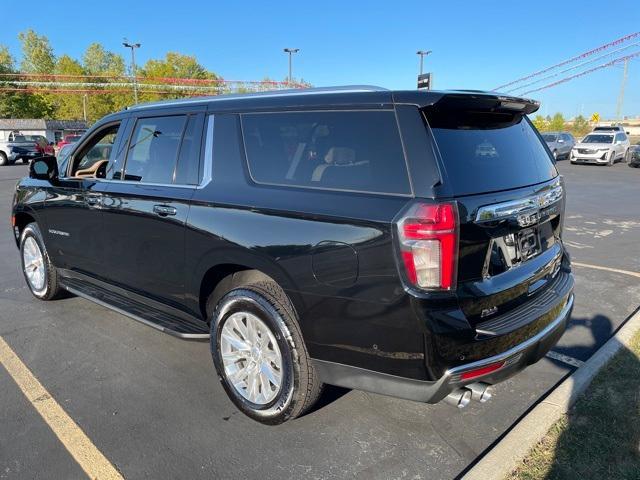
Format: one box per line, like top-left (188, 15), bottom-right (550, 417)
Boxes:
top-left (123, 39), bottom-right (141, 103)
top-left (416, 50), bottom-right (432, 75)
top-left (82, 94), bottom-right (87, 122)
top-left (283, 48), bottom-right (300, 85)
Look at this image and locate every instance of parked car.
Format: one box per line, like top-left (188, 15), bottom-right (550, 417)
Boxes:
top-left (628, 144), bottom-right (640, 168)
top-left (24, 135), bottom-right (55, 156)
top-left (56, 134), bottom-right (82, 151)
top-left (570, 131), bottom-right (630, 165)
top-left (12, 87), bottom-right (574, 424)
top-left (0, 132), bottom-right (42, 165)
top-left (541, 131), bottom-right (575, 160)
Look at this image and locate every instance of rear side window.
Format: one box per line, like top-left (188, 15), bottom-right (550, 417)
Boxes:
top-left (424, 110), bottom-right (557, 196)
top-left (241, 110), bottom-right (411, 195)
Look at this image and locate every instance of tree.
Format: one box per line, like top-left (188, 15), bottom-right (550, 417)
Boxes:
top-left (549, 113), bottom-right (565, 131)
top-left (532, 115), bottom-right (548, 132)
top-left (81, 43), bottom-right (128, 122)
top-left (141, 52), bottom-right (220, 101)
top-left (83, 43), bottom-right (125, 76)
top-left (18, 29), bottom-right (55, 74)
top-left (0, 43), bottom-right (55, 118)
top-left (53, 55), bottom-right (85, 120)
top-left (572, 115), bottom-right (590, 136)
top-left (15, 30), bottom-right (56, 118)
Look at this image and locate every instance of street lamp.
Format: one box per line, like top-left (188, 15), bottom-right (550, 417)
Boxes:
top-left (416, 50), bottom-right (432, 75)
top-left (123, 39), bottom-right (141, 104)
top-left (283, 48), bottom-right (300, 86)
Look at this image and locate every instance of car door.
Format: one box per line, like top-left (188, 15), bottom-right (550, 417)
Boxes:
top-left (42, 118), bottom-right (128, 276)
top-left (99, 109), bottom-right (205, 307)
top-left (614, 133), bottom-right (625, 159)
top-left (561, 134), bottom-right (572, 156)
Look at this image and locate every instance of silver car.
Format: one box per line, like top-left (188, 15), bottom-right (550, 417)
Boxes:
top-left (541, 131), bottom-right (575, 160)
top-left (570, 131), bottom-right (631, 166)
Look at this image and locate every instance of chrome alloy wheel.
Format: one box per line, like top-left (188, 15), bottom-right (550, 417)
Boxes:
top-left (22, 236), bottom-right (45, 292)
top-left (220, 311), bottom-right (283, 405)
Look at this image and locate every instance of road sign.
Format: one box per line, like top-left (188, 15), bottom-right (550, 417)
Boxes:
top-left (418, 73), bottom-right (432, 90)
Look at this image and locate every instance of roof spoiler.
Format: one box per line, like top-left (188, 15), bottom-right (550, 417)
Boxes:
top-left (431, 93), bottom-right (540, 115)
top-left (393, 90), bottom-right (540, 115)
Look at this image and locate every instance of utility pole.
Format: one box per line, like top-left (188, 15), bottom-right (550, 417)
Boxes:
top-left (616, 59), bottom-right (629, 121)
top-left (416, 50), bottom-right (432, 75)
top-left (283, 48), bottom-right (299, 85)
top-left (82, 94), bottom-right (87, 122)
top-left (123, 39), bottom-right (141, 104)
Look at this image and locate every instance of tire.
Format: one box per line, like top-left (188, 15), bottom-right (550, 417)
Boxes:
top-left (607, 151), bottom-right (615, 166)
top-left (20, 223), bottom-right (62, 300)
top-left (0, 152), bottom-right (7, 166)
top-left (622, 148), bottom-right (629, 163)
top-left (210, 281), bottom-right (323, 424)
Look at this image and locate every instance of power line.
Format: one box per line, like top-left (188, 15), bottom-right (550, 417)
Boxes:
top-left (519, 50), bottom-right (640, 96)
top-left (504, 41), bottom-right (640, 94)
top-left (494, 31), bottom-right (640, 91)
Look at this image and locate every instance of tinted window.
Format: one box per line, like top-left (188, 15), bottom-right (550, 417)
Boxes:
top-left (242, 110), bottom-right (411, 195)
top-left (424, 111), bottom-right (557, 195)
top-left (124, 116), bottom-right (186, 183)
top-left (541, 133), bottom-right (557, 142)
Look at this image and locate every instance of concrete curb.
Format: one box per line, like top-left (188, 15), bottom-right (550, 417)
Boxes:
top-left (462, 307), bottom-right (640, 480)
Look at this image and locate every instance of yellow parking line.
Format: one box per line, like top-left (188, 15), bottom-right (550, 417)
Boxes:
top-left (572, 261), bottom-right (640, 279)
top-left (0, 336), bottom-right (123, 480)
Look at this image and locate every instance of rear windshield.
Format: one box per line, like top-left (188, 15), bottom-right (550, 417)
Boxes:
top-left (424, 110), bottom-right (557, 196)
top-left (541, 133), bottom-right (557, 142)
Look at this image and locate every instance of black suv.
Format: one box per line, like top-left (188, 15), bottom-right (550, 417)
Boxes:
top-left (12, 87), bottom-right (574, 424)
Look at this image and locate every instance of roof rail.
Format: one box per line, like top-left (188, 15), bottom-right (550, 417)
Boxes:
top-left (127, 85), bottom-right (389, 110)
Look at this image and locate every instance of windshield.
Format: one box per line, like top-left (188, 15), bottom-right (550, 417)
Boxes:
top-left (582, 134), bottom-right (613, 144)
top-left (541, 134), bottom-right (557, 142)
top-left (11, 135), bottom-right (28, 142)
top-left (424, 110), bottom-right (557, 196)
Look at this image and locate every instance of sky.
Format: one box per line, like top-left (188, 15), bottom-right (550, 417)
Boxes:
top-left (1, 0), bottom-right (639, 119)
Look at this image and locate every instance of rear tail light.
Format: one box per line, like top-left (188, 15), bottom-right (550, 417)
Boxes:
top-left (397, 202), bottom-right (458, 290)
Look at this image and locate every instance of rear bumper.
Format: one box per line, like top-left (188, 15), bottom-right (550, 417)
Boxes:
top-left (314, 292), bottom-right (573, 404)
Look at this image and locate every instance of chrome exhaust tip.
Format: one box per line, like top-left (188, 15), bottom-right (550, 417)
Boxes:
top-left (466, 382), bottom-right (494, 403)
top-left (444, 388), bottom-right (472, 409)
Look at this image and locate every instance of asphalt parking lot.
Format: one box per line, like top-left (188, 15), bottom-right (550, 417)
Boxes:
top-left (1, 160), bottom-right (639, 480)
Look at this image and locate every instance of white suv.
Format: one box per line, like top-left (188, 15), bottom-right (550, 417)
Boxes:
top-left (570, 128), bottom-right (630, 166)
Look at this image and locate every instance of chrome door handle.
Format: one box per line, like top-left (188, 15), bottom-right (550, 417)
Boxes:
top-left (153, 205), bottom-right (177, 216)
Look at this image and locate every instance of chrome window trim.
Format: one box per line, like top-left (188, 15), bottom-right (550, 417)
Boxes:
top-left (76, 114), bottom-right (214, 190)
top-left (475, 182), bottom-right (563, 223)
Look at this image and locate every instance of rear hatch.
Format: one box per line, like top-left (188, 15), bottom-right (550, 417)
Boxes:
top-left (423, 94), bottom-right (566, 326)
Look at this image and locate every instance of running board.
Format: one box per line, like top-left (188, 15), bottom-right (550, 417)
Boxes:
top-left (60, 277), bottom-right (210, 340)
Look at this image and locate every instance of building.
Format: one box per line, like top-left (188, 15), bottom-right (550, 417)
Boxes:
top-left (0, 119), bottom-right (88, 144)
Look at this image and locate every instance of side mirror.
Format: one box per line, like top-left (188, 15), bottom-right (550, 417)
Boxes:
top-left (29, 155), bottom-right (58, 182)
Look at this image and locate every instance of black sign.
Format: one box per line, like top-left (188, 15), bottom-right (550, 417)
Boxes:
top-left (417, 73), bottom-right (432, 90)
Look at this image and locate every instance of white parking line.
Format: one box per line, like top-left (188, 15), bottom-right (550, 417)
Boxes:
top-left (545, 350), bottom-right (585, 368)
top-left (572, 261), bottom-right (640, 279)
